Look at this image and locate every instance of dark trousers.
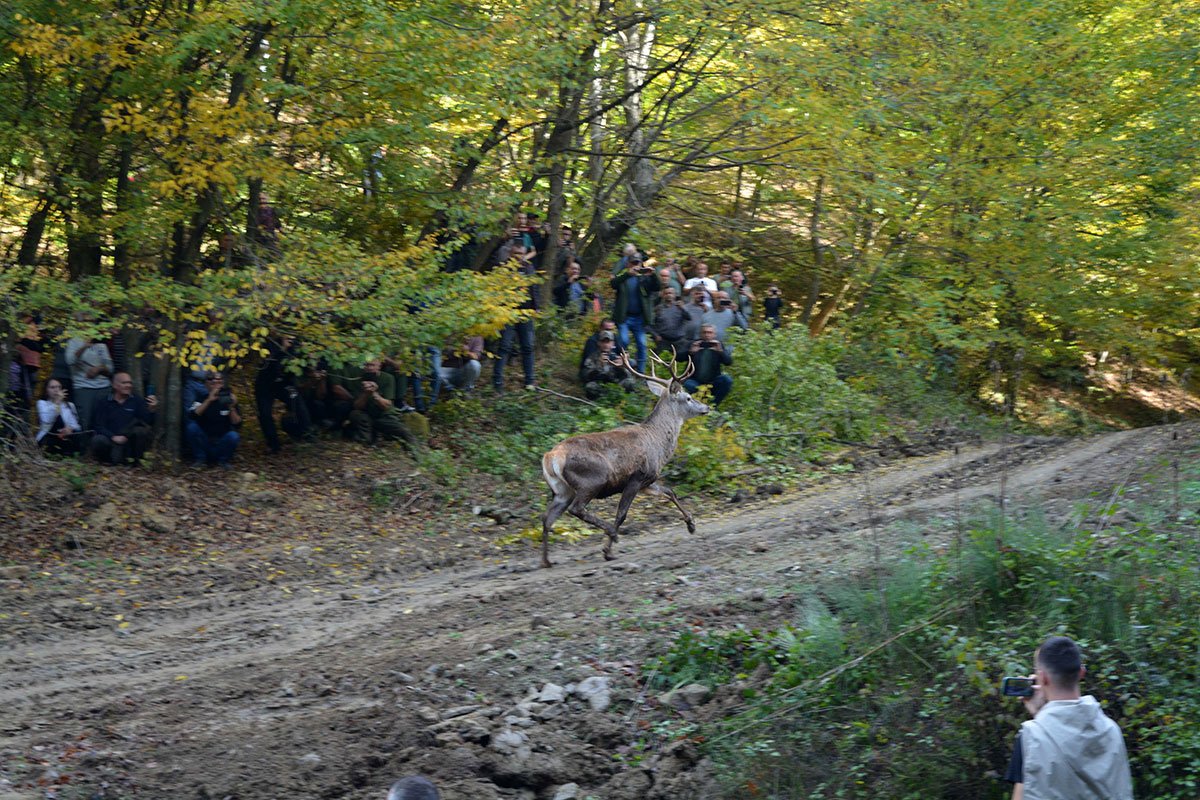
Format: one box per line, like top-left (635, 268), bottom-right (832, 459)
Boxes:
top-left (684, 374), bottom-right (733, 406)
top-left (492, 321), bottom-right (535, 389)
top-left (90, 422), bottom-right (153, 464)
top-left (185, 421), bottom-right (240, 465)
top-left (40, 431), bottom-right (83, 457)
top-left (305, 397), bottom-right (352, 431)
top-left (255, 382), bottom-right (311, 453)
top-left (348, 409), bottom-right (412, 445)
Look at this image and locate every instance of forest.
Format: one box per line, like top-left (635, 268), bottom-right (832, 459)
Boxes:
top-left (2, 0), bottom-right (1199, 798)
top-left (2, 0), bottom-right (1197, 395)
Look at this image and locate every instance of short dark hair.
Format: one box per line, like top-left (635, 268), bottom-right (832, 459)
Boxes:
top-left (1037, 636), bottom-right (1083, 687)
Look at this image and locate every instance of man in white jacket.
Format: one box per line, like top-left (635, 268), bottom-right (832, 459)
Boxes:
top-left (1006, 636), bottom-right (1133, 800)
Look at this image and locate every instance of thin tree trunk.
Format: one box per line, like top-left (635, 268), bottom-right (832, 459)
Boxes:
top-left (802, 176), bottom-right (825, 325)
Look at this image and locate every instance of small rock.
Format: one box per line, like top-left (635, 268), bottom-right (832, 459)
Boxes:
top-left (553, 783), bottom-right (580, 800)
top-left (751, 542), bottom-right (769, 553)
top-left (756, 483), bottom-right (785, 495)
top-left (141, 508), bottom-right (176, 535)
top-left (416, 706), bottom-right (441, 724)
top-left (573, 676), bottom-right (612, 712)
top-left (530, 614), bottom-right (550, 630)
top-left (503, 649), bottom-right (520, 659)
top-left (425, 663), bottom-right (446, 677)
top-left (660, 683), bottom-right (711, 711)
top-left (537, 683), bottom-right (566, 703)
top-left (297, 753), bottom-right (321, 769)
top-left (748, 589), bottom-right (766, 602)
top-left (442, 705), bottom-right (481, 719)
top-left (729, 489), bottom-right (752, 504)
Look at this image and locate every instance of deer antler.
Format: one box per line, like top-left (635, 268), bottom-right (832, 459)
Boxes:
top-left (624, 348), bottom-right (694, 386)
top-left (621, 352), bottom-right (671, 388)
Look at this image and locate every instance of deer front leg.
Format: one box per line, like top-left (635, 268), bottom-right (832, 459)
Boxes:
top-left (605, 481), bottom-right (643, 560)
top-left (647, 480), bottom-right (696, 533)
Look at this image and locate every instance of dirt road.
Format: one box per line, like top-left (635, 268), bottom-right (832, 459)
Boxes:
top-left (0, 423), bottom-right (1191, 800)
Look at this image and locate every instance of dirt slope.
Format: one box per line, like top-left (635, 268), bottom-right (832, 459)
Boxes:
top-left (0, 423), bottom-right (1191, 800)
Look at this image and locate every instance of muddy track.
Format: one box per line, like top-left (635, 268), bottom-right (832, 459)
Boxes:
top-left (0, 423), bottom-right (1190, 800)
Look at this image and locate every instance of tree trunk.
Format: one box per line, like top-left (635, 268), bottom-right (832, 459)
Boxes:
top-left (802, 176), bottom-right (825, 325)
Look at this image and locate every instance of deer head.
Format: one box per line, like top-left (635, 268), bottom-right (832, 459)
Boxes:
top-left (622, 349), bottom-right (709, 421)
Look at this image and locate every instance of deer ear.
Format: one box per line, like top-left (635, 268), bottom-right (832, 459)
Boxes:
top-left (646, 380), bottom-right (666, 398)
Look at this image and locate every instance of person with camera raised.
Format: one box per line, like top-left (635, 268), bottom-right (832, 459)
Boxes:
top-left (685, 323), bottom-right (733, 406)
top-left (186, 372), bottom-right (241, 468)
top-left (702, 290), bottom-right (749, 344)
top-left (581, 330), bottom-right (639, 399)
top-left (610, 254), bottom-right (660, 373)
top-left (1004, 635), bottom-right (1132, 800)
top-left (346, 359), bottom-right (414, 446)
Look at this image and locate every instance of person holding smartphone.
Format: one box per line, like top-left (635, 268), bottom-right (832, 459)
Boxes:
top-left (684, 323), bottom-right (733, 406)
top-left (1004, 636), bottom-right (1132, 800)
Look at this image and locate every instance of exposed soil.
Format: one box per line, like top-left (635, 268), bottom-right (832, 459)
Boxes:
top-left (0, 422), bottom-right (1194, 800)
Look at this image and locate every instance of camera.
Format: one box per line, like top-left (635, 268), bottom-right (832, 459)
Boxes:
top-left (217, 387), bottom-right (234, 409)
top-left (720, 299), bottom-right (733, 308)
top-left (1001, 677), bottom-right (1035, 697)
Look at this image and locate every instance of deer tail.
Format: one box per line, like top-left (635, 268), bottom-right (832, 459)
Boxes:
top-left (542, 448), bottom-right (574, 501)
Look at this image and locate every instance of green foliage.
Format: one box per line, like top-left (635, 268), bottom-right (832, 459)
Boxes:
top-left (647, 456), bottom-right (1200, 798)
top-left (721, 327), bottom-right (882, 453)
top-left (666, 417), bottom-right (748, 491)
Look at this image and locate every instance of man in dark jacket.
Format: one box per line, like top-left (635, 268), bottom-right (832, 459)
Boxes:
top-left (254, 332), bottom-right (312, 454)
top-left (580, 331), bottom-right (639, 399)
top-left (186, 372), bottom-right (242, 468)
top-left (651, 287), bottom-right (691, 361)
top-left (684, 324), bottom-right (733, 406)
top-left (493, 246), bottom-right (540, 392)
top-left (578, 319), bottom-right (626, 382)
top-left (609, 256), bottom-right (659, 372)
top-left (90, 372), bottom-right (157, 465)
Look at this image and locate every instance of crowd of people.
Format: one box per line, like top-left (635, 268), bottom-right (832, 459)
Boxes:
top-left (2, 214), bottom-right (784, 469)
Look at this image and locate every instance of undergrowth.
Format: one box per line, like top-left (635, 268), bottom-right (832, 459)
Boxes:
top-left (644, 449), bottom-right (1200, 799)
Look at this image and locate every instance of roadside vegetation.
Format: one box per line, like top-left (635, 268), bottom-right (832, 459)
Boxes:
top-left (642, 441), bottom-right (1200, 799)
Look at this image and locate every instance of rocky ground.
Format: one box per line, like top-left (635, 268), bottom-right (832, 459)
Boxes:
top-left (0, 421), bottom-right (1194, 800)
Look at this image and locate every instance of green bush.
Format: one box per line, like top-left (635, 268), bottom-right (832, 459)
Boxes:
top-left (721, 327), bottom-right (881, 454)
top-left (645, 458), bottom-right (1200, 799)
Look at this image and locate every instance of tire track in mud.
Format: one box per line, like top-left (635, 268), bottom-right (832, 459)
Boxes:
top-left (1, 426), bottom-right (1177, 713)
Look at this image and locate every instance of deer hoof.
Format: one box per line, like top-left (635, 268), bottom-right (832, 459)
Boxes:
top-left (540, 558), bottom-right (554, 569)
top-left (602, 550), bottom-right (616, 561)
top-left (686, 520), bottom-right (696, 534)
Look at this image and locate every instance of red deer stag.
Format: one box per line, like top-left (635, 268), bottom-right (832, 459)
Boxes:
top-left (539, 351), bottom-right (708, 567)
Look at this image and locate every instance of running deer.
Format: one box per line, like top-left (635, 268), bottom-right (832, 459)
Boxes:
top-left (539, 350), bottom-right (709, 567)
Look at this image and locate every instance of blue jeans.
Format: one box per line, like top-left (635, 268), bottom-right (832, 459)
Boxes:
top-left (493, 321), bottom-right (536, 389)
top-left (185, 421), bottom-right (240, 464)
top-left (618, 314), bottom-right (648, 372)
top-left (684, 374), bottom-right (733, 406)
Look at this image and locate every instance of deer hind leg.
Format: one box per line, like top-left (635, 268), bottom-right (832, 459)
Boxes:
top-left (567, 498), bottom-right (618, 559)
top-left (647, 480), bottom-right (696, 533)
top-left (541, 493), bottom-right (572, 569)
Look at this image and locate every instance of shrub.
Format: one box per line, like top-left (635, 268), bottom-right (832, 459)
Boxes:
top-left (721, 327), bottom-right (881, 454)
top-left (644, 455), bottom-right (1200, 799)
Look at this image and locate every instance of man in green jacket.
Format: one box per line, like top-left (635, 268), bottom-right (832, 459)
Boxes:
top-left (610, 255), bottom-right (659, 373)
top-left (343, 359), bottom-right (413, 446)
